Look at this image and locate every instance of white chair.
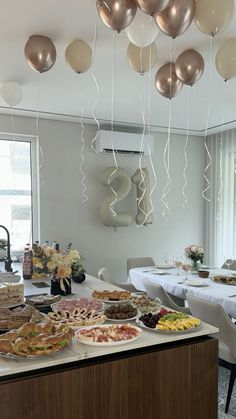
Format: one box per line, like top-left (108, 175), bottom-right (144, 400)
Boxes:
top-left (143, 279), bottom-right (191, 314)
top-left (127, 257), bottom-right (155, 275)
top-left (97, 267), bottom-right (137, 292)
top-left (187, 293), bottom-right (236, 414)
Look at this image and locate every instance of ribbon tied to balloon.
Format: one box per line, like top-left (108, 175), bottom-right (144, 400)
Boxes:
top-left (127, 42), bottom-right (157, 75)
top-left (132, 168), bottom-right (153, 226)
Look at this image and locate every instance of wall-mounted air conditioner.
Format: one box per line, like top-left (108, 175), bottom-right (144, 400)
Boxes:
top-left (95, 130), bottom-right (153, 156)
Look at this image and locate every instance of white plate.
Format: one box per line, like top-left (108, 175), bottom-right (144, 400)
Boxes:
top-left (184, 279), bottom-right (208, 287)
top-left (94, 298), bottom-right (131, 305)
top-left (0, 298), bottom-right (25, 309)
top-left (76, 324), bottom-right (142, 346)
top-left (105, 309), bottom-right (141, 322)
top-left (154, 264), bottom-right (175, 269)
top-left (136, 319), bottom-right (202, 334)
top-left (152, 271), bottom-right (168, 276)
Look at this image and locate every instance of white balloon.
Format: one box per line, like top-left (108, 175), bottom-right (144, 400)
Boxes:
top-left (0, 82), bottom-right (23, 107)
top-left (125, 9), bottom-right (159, 48)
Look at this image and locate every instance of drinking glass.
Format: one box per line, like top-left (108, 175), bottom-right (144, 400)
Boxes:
top-left (162, 252), bottom-right (171, 267)
top-left (224, 256), bottom-right (234, 277)
top-left (173, 256), bottom-right (183, 276)
top-left (182, 261), bottom-right (191, 283)
top-left (155, 298), bottom-right (162, 311)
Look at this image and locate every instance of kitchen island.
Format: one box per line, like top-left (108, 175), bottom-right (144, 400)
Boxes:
top-left (0, 275), bottom-right (219, 419)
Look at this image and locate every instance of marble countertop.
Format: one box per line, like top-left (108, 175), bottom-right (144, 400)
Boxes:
top-left (0, 274), bottom-right (219, 380)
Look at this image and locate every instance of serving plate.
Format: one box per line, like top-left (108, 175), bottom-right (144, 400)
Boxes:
top-left (154, 264), bottom-right (175, 270)
top-left (51, 298), bottom-right (105, 312)
top-left (0, 346), bottom-right (68, 360)
top-left (94, 298), bottom-right (131, 304)
top-left (136, 319), bottom-right (202, 334)
top-left (105, 309), bottom-right (141, 323)
top-left (76, 324), bottom-right (142, 346)
top-left (0, 298), bottom-right (25, 309)
top-left (184, 279), bottom-right (209, 287)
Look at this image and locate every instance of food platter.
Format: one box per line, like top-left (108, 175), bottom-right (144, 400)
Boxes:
top-left (105, 309), bottom-right (141, 323)
top-left (75, 324), bottom-right (142, 346)
top-left (47, 308), bottom-right (106, 330)
top-left (92, 290), bottom-right (132, 304)
top-left (212, 275), bottom-right (236, 285)
top-left (136, 319), bottom-right (201, 334)
top-left (51, 298), bottom-right (105, 312)
top-left (0, 298), bottom-right (25, 309)
top-left (94, 298), bottom-right (131, 304)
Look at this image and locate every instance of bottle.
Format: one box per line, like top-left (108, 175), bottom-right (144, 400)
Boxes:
top-left (52, 241), bottom-right (59, 251)
top-left (23, 243), bottom-right (33, 280)
top-left (42, 240), bottom-right (49, 248)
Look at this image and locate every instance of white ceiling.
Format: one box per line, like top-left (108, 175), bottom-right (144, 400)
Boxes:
top-left (0, 0), bottom-right (236, 135)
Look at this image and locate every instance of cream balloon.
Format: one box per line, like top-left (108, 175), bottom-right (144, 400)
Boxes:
top-left (216, 39), bottom-right (236, 81)
top-left (96, 0), bottom-right (137, 32)
top-left (195, 0), bottom-right (234, 36)
top-left (132, 168), bottom-right (153, 226)
top-left (136, 0), bottom-right (173, 16)
top-left (65, 40), bottom-right (92, 74)
top-left (155, 62), bottom-right (183, 99)
top-left (100, 167), bottom-right (132, 227)
top-left (154, 0), bottom-right (195, 38)
top-left (125, 9), bottom-right (159, 47)
top-left (127, 42), bottom-right (157, 74)
top-left (175, 49), bottom-right (205, 86)
top-left (0, 82), bottom-right (23, 107)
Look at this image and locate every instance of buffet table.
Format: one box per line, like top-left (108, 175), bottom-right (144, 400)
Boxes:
top-left (0, 274), bottom-right (219, 419)
top-left (129, 266), bottom-right (236, 318)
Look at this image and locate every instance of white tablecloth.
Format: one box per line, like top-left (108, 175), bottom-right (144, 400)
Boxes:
top-left (129, 267), bottom-right (236, 318)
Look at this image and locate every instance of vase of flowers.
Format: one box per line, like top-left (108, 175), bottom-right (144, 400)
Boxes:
top-left (32, 243), bottom-right (84, 295)
top-left (184, 245), bottom-right (204, 272)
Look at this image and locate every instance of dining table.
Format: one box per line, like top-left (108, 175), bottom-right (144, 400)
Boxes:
top-left (129, 266), bottom-right (236, 318)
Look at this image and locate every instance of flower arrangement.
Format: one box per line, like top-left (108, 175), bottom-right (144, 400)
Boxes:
top-left (0, 238), bottom-right (7, 249)
top-left (185, 245), bottom-right (204, 263)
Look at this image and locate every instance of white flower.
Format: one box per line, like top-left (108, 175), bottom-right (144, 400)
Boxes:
top-left (198, 247), bottom-right (204, 254)
top-left (191, 245), bottom-right (198, 252)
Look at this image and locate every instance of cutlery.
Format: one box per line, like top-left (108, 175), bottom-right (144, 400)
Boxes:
top-left (228, 294), bottom-right (236, 298)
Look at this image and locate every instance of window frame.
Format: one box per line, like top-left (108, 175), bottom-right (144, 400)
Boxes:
top-left (0, 131), bottom-right (40, 246)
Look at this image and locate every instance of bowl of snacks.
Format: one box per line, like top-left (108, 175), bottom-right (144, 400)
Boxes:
top-left (198, 270), bottom-right (209, 279)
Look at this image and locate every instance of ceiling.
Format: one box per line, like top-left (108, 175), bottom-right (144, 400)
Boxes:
top-left (0, 0), bottom-right (236, 135)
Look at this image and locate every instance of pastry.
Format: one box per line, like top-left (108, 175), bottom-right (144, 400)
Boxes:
top-left (0, 282), bottom-right (24, 306)
top-left (92, 290), bottom-right (131, 302)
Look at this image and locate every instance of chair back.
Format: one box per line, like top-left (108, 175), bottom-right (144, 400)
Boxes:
top-left (143, 280), bottom-right (190, 314)
top-left (98, 267), bottom-right (111, 283)
top-left (221, 259), bottom-right (236, 271)
top-left (127, 257), bottom-right (155, 275)
top-left (187, 293), bottom-right (236, 360)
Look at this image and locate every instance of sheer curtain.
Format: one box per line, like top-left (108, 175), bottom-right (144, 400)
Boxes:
top-left (206, 129), bottom-right (236, 267)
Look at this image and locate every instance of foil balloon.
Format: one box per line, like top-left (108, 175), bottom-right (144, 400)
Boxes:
top-left (96, 0), bottom-right (137, 32)
top-left (125, 9), bottom-right (159, 47)
top-left (154, 0), bottom-right (195, 38)
top-left (136, 0), bottom-right (173, 16)
top-left (155, 62), bottom-right (183, 99)
top-left (0, 82), bottom-right (23, 107)
top-left (195, 0), bottom-right (234, 36)
top-left (127, 42), bottom-right (157, 74)
top-left (24, 35), bottom-right (56, 73)
top-left (175, 49), bottom-right (205, 86)
top-left (215, 39), bottom-right (236, 81)
top-left (65, 40), bottom-right (92, 74)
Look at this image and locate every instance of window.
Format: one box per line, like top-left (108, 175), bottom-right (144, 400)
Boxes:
top-left (0, 134), bottom-right (40, 260)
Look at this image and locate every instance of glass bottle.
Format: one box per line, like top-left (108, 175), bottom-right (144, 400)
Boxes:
top-left (23, 243), bottom-right (33, 280)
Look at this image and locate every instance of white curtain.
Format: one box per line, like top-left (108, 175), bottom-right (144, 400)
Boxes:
top-left (206, 129), bottom-right (236, 267)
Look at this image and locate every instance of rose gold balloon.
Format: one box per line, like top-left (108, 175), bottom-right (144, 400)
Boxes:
top-left (154, 0), bottom-right (195, 38)
top-left (175, 49), bottom-right (205, 86)
top-left (24, 35), bottom-right (56, 73)
top-left (96, 0), bottom-right (137, 32)
top-left (155, 62), bottom-right (183, 99)
top-left (136, 0), bottom-right (173, 16)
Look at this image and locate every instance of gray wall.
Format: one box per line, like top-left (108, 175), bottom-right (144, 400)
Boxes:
top-left (0, 114), bottom-right (205, 280)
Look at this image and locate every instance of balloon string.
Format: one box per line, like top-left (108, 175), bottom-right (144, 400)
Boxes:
top-left (209, 35), bottom-right (214, 83)
top-left (182, 89), bottom-right (190, 208)
top-left (202, 101), bottom-right (212, 202)
top-left (147, 36), bottom-right (157, 218)
top-left (9, 107), bottom-right (17, 189)
top-left (161, 99), bottom-right (172, 217)
top-left (137, 60), bottom-right (148, 228)
top-left (90, 20), bottom-right (101, 156)
top-left (108, 32), bottom-right (118, 216)
top-left (35, 74), bottom-right (44, 188)
top-left (79, 90), bottom-right (88, 204)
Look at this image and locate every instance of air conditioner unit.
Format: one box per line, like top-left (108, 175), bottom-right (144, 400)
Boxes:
top-left (95, 130), bottom-right (153, 156)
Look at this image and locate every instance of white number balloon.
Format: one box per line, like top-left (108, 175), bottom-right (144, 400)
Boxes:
top-left (132, 168), bottom-right (153, 226)
top-left (100, 167), bottom-right (132, 227)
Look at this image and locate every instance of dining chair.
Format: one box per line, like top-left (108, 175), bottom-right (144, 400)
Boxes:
top-left (143, 279), bottom-right (191, 314)
top-left (187, 293), bottom-right (236, 414)
top-left (221, 259), bottom-right (236, 271)
top-left (97, 267), bottom-right (138, 292)
top-left (127, 257), bottom-right (155, 275)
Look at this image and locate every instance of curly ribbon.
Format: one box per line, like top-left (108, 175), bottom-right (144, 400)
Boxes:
top-left (79, 90), bottom-right (88, 204)
top-left (9, 107), bottom-right (17, 188)
top-left (35, 74), bottom-right (45, 188)
top-left (182, 89), bottom-right (190, 208)
top-left (90, 20), bottom-right (101, 156)
top-left (108, 32), bottom-right (118, 216)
